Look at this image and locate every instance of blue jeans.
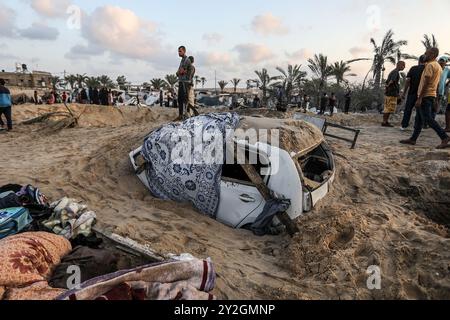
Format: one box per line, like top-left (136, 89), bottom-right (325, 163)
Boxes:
top-left (0, 106), bottom-right (12, 130)
top-left (401, 94), bottom-right (417, 128)
top-left (411, 97), bottom-right (448, 141)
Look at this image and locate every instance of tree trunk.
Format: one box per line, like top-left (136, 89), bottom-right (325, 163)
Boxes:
top-left (374, 67), bottom-right (382, 90)
top-left (262, 87), bottom-right (267, 106)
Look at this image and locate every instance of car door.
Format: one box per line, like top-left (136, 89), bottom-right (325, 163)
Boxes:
top-left (216, 143), bottom-right (268, 228)
top-left (216, 179), bottom-right (265, 228)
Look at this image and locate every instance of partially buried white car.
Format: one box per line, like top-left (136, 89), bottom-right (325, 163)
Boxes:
top-left (130, 116), bottom-right (335, 229)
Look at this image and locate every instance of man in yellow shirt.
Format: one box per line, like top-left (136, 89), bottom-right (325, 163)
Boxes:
top-left (400, 47), bottom-right (449, 149)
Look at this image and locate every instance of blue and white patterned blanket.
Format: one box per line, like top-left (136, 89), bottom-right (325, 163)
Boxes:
top-left (141, 113), bottom-right (240, 217)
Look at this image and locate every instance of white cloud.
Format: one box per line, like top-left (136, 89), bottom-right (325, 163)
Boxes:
top-left (285, 48), bottom-right (313, 61)
top-left (19, 22), bottom-right (59, 40)
top-left (65, 44), bottom-right (105, 60)
top-left (251, 13), bottom-right (289, 36)
top-left (196, 51), bottom-right (232, 67)
top-left (71, 5), bottom-right (161, 61)
top-left (0, 5), bottom-right (17, 37)
top-left (234, 43), bottom-right (275, 63)
top-left (202, 33), bottom-right (224, 45)
top-left (30, 0), bottom-right (71, 18)
top-left (349, 46), bottom-right (370, 57)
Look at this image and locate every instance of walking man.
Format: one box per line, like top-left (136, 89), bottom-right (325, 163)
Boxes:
top-left (0, 79), bottom-right (13, 131)
top-left (400, 55), bottom-right (426, 130)
top-left (176, 46), bottom-right (194, 120)
top-left (382, 61), bottom-right (406, 127)
top-left (400, 47), bottom-right (449, 149)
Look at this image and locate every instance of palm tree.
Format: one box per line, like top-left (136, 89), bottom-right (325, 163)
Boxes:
top-left (164, 74), bottom-right (178, 91)
top-left (151, 78), bottom-right (166, 91)
top-left (194, 75), bottom-right (201, 88)
top-left (75, 73), bottom-right (88, 88)
top-left (142, 82), bottom-right (151, 90)
top-left (218, 80), bottom-right (228, 93)
top-left (330, 61), bottom-right (357, 87)
top-left (200, 77), bottom-right (207, 88)
top-left (98, 75), bottom-right (114, 88)
top-left (246, 79), bottom-right (252, 90)
top-left (254, 68), bottom-right (279, 105)
top-left (308, 54), bottom-right (333, 92)
top-left (85, 76), bottom-right (100, 88)
top-left (50, 76), bottom-right (61, 91)
top-left (274, 64), bottom-right (307, 101)
top-left (370, 29), bottom-right (407, 89)
top-left (231, 78), bottom-right (241, 93)
top-left (422, 34), bottom-right (438, 49)
top-left (117, 75), bottom-right (128, 90)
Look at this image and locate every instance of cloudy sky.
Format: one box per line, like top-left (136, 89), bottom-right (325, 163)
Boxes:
top-left (0, 0), bottom-right (449, 86)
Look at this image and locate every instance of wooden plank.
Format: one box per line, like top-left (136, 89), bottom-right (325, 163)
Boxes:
top-left (93, 226), bottom-right (165, 262)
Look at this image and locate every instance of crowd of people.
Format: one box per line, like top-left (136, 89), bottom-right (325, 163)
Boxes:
top-left (67, 87), bottom-right (115, 106)
top-left (381, 47), bottom-right (449, 149)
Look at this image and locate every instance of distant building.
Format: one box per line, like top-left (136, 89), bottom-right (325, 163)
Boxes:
top-left (0, 70), bottom-right (53, 88)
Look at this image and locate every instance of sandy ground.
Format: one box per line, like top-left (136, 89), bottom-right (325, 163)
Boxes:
top-left (1, 104), bottom-right (449, 300)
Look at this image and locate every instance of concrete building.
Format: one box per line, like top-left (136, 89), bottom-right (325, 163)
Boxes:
top-left (0, 70), bottom-right (53, 88)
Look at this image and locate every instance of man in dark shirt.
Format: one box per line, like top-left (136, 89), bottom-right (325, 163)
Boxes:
top-left (382, 61), bottom-right (406, 127)
top-left (252, 95), bottom-right (261, 108)
top-left (401, 55), bottom-right (426, 130)
top-left (344, 90), bottom-right (352, 114)
top-left (319, 93), bottom-right (329, 115)
top-left (92, 87), bottom-right (100, 105)
top-left (80, 88), bottom-right (88, 104)
top-left (329, 92), bottom-right (337, 116)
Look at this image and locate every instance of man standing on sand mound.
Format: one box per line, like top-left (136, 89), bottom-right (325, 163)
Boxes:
top-left (400, 47), bottom-right (450, 149)
top-left (176, 46), bottom-right (194, 121)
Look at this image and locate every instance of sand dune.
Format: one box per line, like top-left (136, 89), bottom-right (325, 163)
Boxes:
top-left (1, 104), bottom-right (449, 299)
